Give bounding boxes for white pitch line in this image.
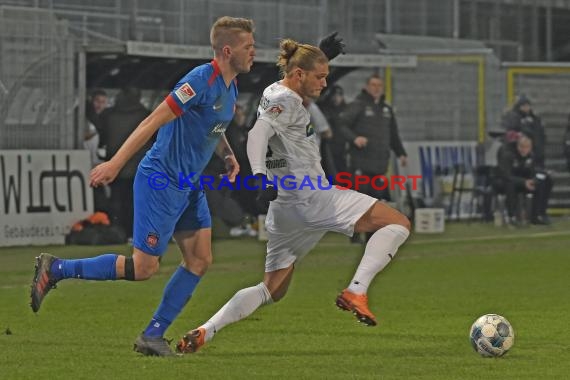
[316,229,570,248]
[407,230,570,245]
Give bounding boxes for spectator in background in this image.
[202,153,249,236]
[338,74,407,243]
[203,108,254,238]
[501,95,546,169]
[495,134,552,225]
[306,100,334,177]
[225,104,257,219]
[84,90,108,168]
[84,89,109,213]
[338,74,407,202]
[86,89,108,134]
[226,104,249,171]
[318,84,348,176]
[564,113,570,172]
[99,87,151,238]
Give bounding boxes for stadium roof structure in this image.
[84,41,418,91]
[374,33,493,55]
[475,0,570,9]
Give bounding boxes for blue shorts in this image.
[132,171,211,255]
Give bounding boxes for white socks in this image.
[347,224,410,295]
[201,282,273,342]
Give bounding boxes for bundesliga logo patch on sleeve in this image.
[266,105,284,120]
[175,83,196,104]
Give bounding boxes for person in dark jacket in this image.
[84,89,110,213]
[338,74,407,201]
[99,87,151,237]
[318,84,348,176]
[564,113,570,173]
[224,104,258,219]
[495,135,552,225]
[501,95,546,169]
[86,89,108,134]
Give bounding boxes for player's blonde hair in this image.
[277,39,328,78]
[210,16,254,53]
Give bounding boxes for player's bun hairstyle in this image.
[277,38,328,78]
[210,16,254,52]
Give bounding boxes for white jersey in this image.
[257,81,328,203]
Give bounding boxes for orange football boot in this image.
[335,289,377,326]
[176,328,206,354]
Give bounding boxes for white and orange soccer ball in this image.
[469,314,515,357]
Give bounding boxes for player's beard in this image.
[230,55,252,74]
[301,83,322,100]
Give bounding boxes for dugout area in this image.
[80,42,389,136]
[78,41,408,155]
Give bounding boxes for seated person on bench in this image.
[494,134,553,225]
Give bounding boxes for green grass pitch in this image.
[1,220,569,379]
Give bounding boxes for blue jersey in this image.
[139,60,237,189]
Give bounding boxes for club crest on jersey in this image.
[146,232,159,248]
[175,83,196,104]
[266,105,283,120]
[306,123,315,137]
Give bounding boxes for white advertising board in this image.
[0,150,93,246]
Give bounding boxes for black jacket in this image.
[338,91,406,174]
[99,95,151,179]
[496,143,535,187]
[563,115,570,171]
[318,99,346,152]
[501,104,546,168]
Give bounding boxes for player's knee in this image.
[201,254,213,271]
[369,208,411,232]
[134,260,159,280]
[395,213,411,232]
[182,253,212,276]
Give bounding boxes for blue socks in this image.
[49,256,200,338]
[51,254,118,281]
[143,266,201,337]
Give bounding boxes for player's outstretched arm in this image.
[247,119,275,176]
[90,100,176,187]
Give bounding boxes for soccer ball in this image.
[469,314,514,357]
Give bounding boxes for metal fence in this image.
[0,1,567,153]
[0,6,75,149]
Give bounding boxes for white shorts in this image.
[264,187,377,272]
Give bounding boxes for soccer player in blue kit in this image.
[30,16,256,357]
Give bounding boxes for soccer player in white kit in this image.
[176,38,411,354]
